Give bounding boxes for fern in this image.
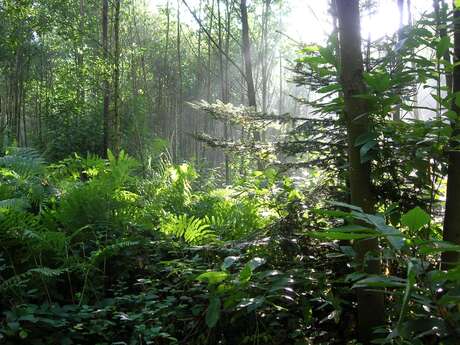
[0,147,45,178]
[161,214,216,245]
[0,267,66,293]
[89,240,140,264]
[0,197,30,211]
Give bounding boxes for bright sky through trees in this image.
[147,0,433,44]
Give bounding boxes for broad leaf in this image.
[353,276,406,289]
[221,256,239,270]
[197,271,228,285]
[436,36,450,59]
[239,265,252,282]
[401,207,430,232]
[247,257,266,271]
[307,231,377,240]
[206,296,221,328]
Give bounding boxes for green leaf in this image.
[221,256,239,270]
[239,265,252,282]
[307,231,377,240]
[196,271,228,285]
[401,207,430,232]
[328,225,377,233]
[300,45,320,53]
[352,212,405,250]
[355,132,377,147]
[206,296,221,328]
[436,36,450,59]
[419,241,460,254]
[397,261,416,328]
[247,257,266,271]
[352,276,406,289]
[364,72,391,92]
[316,83,340,94]
[329,201,363,212]
[319,47,336,65]
[456,0,460,8]
[359,139,377,163]
[454,92,460,108]
[445,110,458,121]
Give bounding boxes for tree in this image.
[113,0,121,155]
[102,0,110,155]
[240,0,256,111]
[336,0,385,342]
[442,1,460,269]
[240,0,262,156]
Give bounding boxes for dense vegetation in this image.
[1,0,460,344]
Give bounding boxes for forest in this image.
[0,0,459,344]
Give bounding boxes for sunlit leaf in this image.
[197,271,228,285]
[436,36,450,59]
[247,257,265,271]
[221,256,239,270]
[352,276,406,289]
[400,207,430,232]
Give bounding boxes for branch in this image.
[182,0,246,78]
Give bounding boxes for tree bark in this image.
[240,0,256,109]
[113,0,121,155]
[102,0,110,156]
[175,0,182,162]
[442,1,460,269]
[240,0,262,157]
[336,0,385,342]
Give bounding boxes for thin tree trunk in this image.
[102,0,110,155]
[261,0,270,115]
[393,0,404,120]
[436,0,453,93]
[240,0,261,152]
[21,80,27,147]
[240,0,256,109]
[78,0,85,102]
[224,0,231,182]
[218,0,230,183]
[113,0,121,155]
[278,1,283,115]
[175,0,182,162]
[336,0,385,342]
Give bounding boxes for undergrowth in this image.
[0,148,459,345]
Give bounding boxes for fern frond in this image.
[0,267,66,292]
[0,147,45,177]
[162,214,216,245]
[90,241,140,264]
[0,198,30,211]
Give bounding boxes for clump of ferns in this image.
[0,147,54,214]
[160,214,217,245]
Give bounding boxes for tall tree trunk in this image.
[175,0,182,162]
[240,0,261,155]
[435,0,453,93]
[261,0,270,115]
[202,0,215,161]
[240,0,256,110]
[78,0,85,103]
[102,0,110,155]
[336,0,385,342]
[218,0,230,183]
[113,0,121,155]
[442,1,460,269]
[393,0,404,120]
[278,1,283,115]
[158,0,170,139]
